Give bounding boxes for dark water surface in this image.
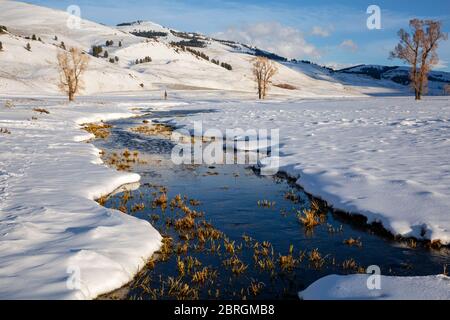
[94,109,449,300]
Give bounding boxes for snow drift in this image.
[0,98,161,299]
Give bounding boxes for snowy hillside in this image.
[0,1,358,97]
[0,97,162,299]
[299,274,450,300]
[1,1,448,98]
[171,97,450,244]
[114,20,357,96]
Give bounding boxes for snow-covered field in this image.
[170,96,450,245]
[0,97,161,299]
[299,274,450,300]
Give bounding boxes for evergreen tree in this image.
[32,34,37,41]
[115,56,119,62]
[221,62,232,71]
[60,41,66,50]
[26,43,31,51]
[119,41,122,47]
[54,35,58,41]
[103,50,109,58]
[0,41,3,51]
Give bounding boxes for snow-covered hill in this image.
[0,0,155,95]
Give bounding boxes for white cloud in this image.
[214,22,321,60]
[433,59,448,70]
[311,26,331,37]
[323,61,358,70]
[340,39,358,52]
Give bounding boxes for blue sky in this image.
[27,0,450,70]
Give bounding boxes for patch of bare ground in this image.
[82,122,112,139]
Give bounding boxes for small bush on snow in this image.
[444,84,450,95]
[3,100,14,108]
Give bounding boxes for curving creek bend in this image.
[92,107,449,300]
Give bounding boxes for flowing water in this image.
[93,108,449,300]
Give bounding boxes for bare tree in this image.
[444,84,450,95]
[390,19,447,100]
[57,47,89,101]
[252,57,278,99]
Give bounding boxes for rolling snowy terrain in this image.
[299,274,450,300]
[169,97,450,245]
[0,1,360,98]
[1,1,448,97]
[0,0,449,300]
[333,64,450,96]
